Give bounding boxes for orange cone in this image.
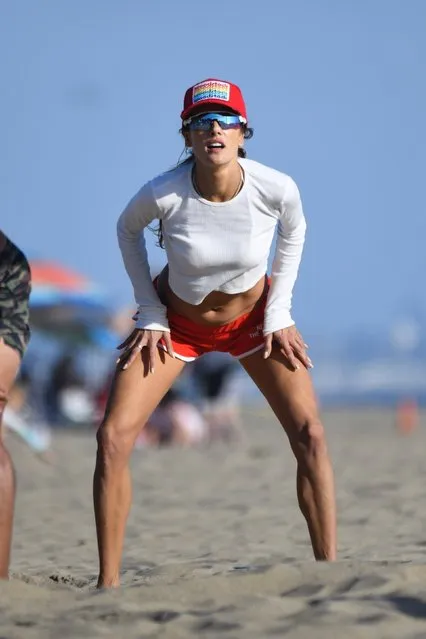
[396,399,419,435]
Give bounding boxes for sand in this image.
[2,407,426,638]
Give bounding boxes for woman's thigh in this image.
[239,346,319,436]
[101,348,187,441]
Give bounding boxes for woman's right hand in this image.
[116,328,175,373]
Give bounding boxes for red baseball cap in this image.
[181,78,247,123]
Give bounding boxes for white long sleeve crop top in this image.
[117,157,307,336]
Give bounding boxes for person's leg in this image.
[94,348,186,588]
[0,340,21,578]
[239,347,336,560]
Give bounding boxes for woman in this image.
[94,78,337,588]
[0,230,31,578]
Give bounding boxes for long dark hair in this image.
[153,124,254,248]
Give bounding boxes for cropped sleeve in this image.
[263,177,307,335]
[116,182,170,331]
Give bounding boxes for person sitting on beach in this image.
[136,387,208,448]
[93,78,337,588]
[0,230,32,579]
[191,351,243,443]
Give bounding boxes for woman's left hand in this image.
[263,325,313,370]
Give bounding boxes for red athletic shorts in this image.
[155,277,269,362]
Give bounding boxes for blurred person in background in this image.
[136,386,207,448]
[0,230,32,578]
[43,350,91,426]
[93,78,336,588]
[191,352,243,443]
[3,368,52,459]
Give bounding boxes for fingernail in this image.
[295,364,300,370]
[123,364,128,370]
[304,343,309,348]
[116,358,120,364]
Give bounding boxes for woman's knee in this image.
[288,414,328,464]
[96,417,140,467]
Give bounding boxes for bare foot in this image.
[96,579,120,589]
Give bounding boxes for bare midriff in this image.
[157,265,267,327]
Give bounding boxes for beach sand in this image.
[2,407,426,638]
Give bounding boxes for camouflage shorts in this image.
[0,235,31,359]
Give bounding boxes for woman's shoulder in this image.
[240,158,298,202]
[240,157,295,185]
[149,160,192,198]
[130,161,191,211]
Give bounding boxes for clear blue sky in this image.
[1,0,425,337]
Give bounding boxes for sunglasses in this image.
[183,112,246,131]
